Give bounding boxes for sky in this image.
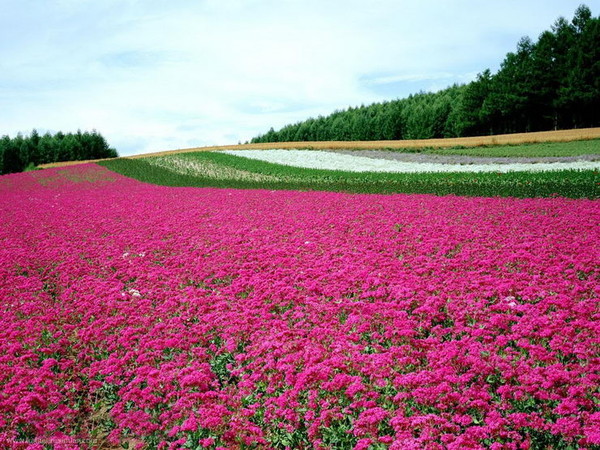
[1,0,598,156]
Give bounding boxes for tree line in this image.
[252,5,599,144]
[0,130,118,175]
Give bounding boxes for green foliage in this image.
[99,150,600,199]
[267,423,311,448]
[209,352,236,387]
[251,5,600,143]
[1,135,22,174]
[0,129,117,175]
[23,162,39,172]
[320,417,357,449]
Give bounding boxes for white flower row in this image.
[221,149,600,173]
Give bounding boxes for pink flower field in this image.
[1,164,599,449]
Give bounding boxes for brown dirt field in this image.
[38,127,600,168]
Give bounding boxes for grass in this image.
[98,151,600,199]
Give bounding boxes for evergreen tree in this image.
[29,129,41,164]
[2,136,22,174]
[38,133,56,163]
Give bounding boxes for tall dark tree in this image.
[2,136,22,174]
[562,5,600,127]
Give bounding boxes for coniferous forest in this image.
[0,130,118,175]
[251,5,600,144]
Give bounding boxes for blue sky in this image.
[1,0,598,156]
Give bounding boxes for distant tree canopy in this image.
[251,5,600,144]
[0,130,118,175]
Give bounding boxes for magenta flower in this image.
[0,164,598,448]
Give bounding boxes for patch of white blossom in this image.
[222,150,600,173]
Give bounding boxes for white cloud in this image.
[0,0,597,155]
